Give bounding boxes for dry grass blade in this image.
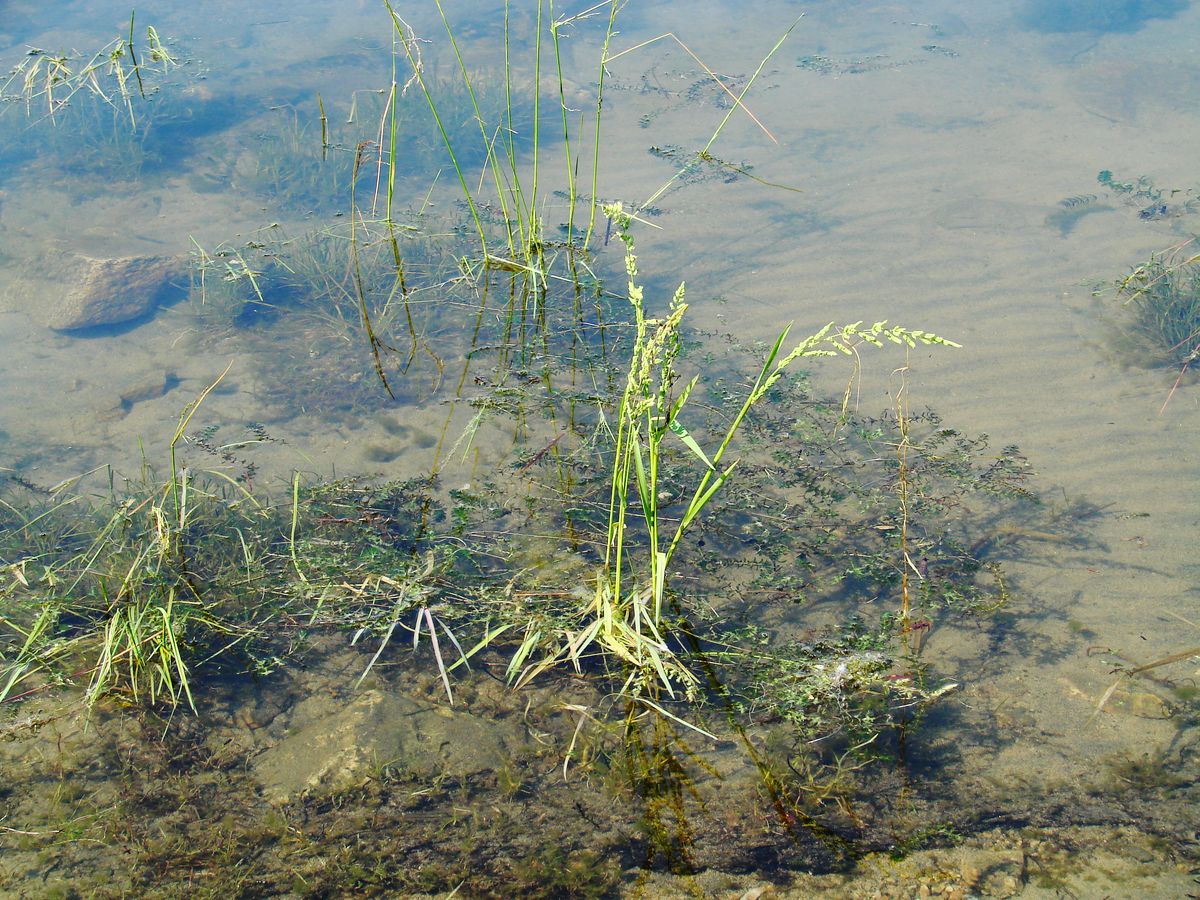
[1124,646,1200,676]
[606,27,794,144]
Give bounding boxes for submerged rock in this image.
[44,252,185,330]
[252,689,528,803]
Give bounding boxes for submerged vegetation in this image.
[4,2,1172,894]
[0,12,177,125]
[3,0,1005,770]
[1086,168,1200,407]
[0,15,189,178]
[1113,242,1200,371]
[0,369,273,709]
[496,204,962,706]
[0,289,1057,887]
[0,230,1026,732]
[1098,196,1200,407]
[380,0,620,276]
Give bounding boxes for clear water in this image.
[2,0,1199,896]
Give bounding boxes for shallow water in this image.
[2,1,1199,896]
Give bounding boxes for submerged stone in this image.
[252,688,528,803]
[44,252,185,330]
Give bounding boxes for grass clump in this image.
[382,0,620,279]
[0,324,1041,748]
[181,217,478,413]
[497,204,961,704]
[1115,245,1200,369]
[0,375,278,709]
[227,79,520,220]
[0,13,177,126]
[0,15,189,178]
[378,1,794,299]
[231,107,359,216]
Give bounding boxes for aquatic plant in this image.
[499,204,959,701]
[0,371,277,709]
[380,0,621,281]
[182,217,472,413]
[1097,168,1165,203]
[1107,241,1200,411]
[0,315,1034,738]
[0,12,176,126]
[0,194,1023,735]
[186,235,274,330]
[232,106,359,216]
[0,14,183,177]
[1115,244,1200,367]
[1095,169,1199,222]
[229,80,515,220]
[1092,642,1199,722]
[379,2,795,287]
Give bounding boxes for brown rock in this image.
[46,253,184,330]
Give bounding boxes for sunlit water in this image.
[1,0,1199,896]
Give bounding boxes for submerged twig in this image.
[1090,645,1200,722]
